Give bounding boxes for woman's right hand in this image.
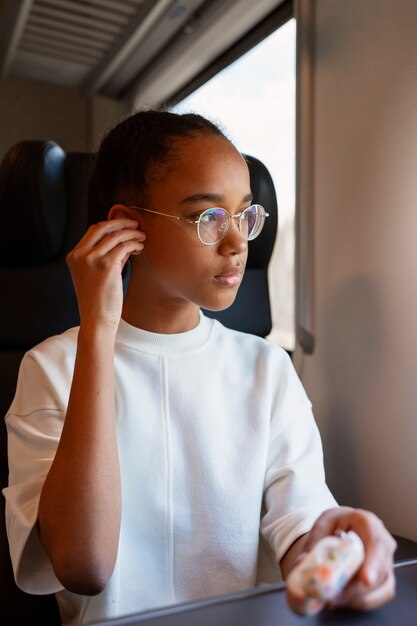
[66,218,146,332]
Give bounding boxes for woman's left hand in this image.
[289,506,397,612]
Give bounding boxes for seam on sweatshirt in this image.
[5,407,65,420]
[162,355,175,604]
[268,401,313,445]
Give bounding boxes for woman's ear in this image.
[108,203,138,222]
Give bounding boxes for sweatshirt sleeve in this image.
[3,350,67,594]
[260,350,338,569]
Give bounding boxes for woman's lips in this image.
[214,271,242,286]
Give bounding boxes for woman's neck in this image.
[122,294,200,334]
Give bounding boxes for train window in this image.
[172,18,296,350]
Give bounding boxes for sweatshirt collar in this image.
[116,310,214,354]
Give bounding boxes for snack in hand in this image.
[286,530,365,616]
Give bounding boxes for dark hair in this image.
[87,109,229,226]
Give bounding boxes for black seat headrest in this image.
[244,154,278,270]
[0,140,68,267]
[0,141,91,349]
[202,154,278,336]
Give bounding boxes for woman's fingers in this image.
[356,515,397,587]
[303,507,352,549]
[76,229,145,266]
[68,220,144,261]
[73,218,141,249]
[294,506,397,614]
[67,220,146,279]
[66,219,147,329]
[330,569,396,611]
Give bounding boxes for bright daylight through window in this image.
[172,18,296,350]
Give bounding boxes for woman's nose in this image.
[218,219,248,255]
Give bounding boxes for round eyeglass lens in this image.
[244,204,266,240]
[198,208,229,244]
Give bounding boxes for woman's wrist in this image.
[77,319,120,346]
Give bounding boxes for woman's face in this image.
[126,133,252,329]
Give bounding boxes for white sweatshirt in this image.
[3,312,337,625]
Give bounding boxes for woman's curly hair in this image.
[87,109,228,226]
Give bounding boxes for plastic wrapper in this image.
[286,530,365,616]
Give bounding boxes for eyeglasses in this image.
[128,204,269,245]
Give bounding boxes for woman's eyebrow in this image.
[181,192,253,204]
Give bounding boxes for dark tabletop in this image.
[86,560,417,626]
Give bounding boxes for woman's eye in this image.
[188,209,208,219]
[200,212,217,223]
[196,209,218,223]
[240,206,253,220]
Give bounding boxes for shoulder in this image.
[26,326,79,359]
[209,318,310,409]
[209,317,292,366]
[18,326,79,386]
[8,327,79,416]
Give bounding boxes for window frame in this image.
[165,0,294,109]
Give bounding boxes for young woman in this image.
[4,110,396,625]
